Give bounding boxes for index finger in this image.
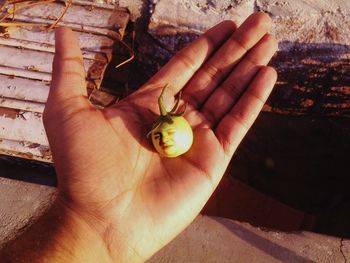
[146,20,237,92]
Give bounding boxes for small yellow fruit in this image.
[148,84,193,158]
[151,116,193,158]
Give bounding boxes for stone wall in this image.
[116,0,350,117]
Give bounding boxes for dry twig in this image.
[0,0,134,71]
[0,0,71,31]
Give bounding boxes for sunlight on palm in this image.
[43,12,278,262]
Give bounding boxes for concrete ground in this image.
[1,173,349,262]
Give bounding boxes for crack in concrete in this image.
[135,0,154,32]
[254,0,260,12]
[340,238,347,263]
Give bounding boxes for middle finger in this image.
[201,33,278,126]
[182,12,272,109]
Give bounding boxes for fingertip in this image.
[246,66,278,99]
[54,26,72,44]
[54,26,69,34]
[204,19,237,41]
[262,66,278,81]
[255,66,278,92]
[218,20,237,31]
[54,27,81,58]
[247,12,272,31]
[232,12,273,50]
[246,33,278,63]
[264,34,279,51]
[256,12,272,29]
[50,26,87,102]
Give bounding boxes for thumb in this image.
[43,27,90,131]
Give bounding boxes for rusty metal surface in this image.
[0,1,129,163]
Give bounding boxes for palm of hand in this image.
[47,90,226,260]
[44,13,277,262]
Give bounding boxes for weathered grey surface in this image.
[0,177,56,247]
[142,0,350,117]
[148,0,350,57]
[98,1,350,116]
[0,1,130,162]
[0,177,348,262]
[259,0,350,44]
[118,0,143,21]
[148,0,255,34]
[150,215,348,263]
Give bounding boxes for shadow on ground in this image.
[0,156,56,186]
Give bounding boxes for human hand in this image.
[43,12,278,262]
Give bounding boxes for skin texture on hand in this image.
[0,12,278,263]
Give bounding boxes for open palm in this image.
[43,12,278,262]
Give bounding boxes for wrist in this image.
[52,198,114,263]
[0,198,114,263]
[56,197,145,263]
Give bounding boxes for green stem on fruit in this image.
[148,84,186,138]
[158,84,169,116]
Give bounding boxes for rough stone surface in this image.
[0,177,57,247]
[148,0,350,48]
[117,0,144,21]
[149,215,347,263]
[149,0,255,35]
[258,0,350,45]
[148,0,350,52]
[145,0,350,117]
[258,0,350,117]
[0,177,348,262]
[342,239,350,262]
[87,1,350,117]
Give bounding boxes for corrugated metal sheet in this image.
[0,1,130,163]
